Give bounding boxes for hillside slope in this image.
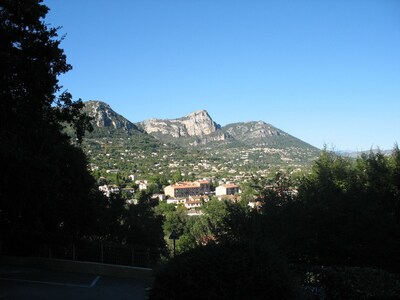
[79,101,320,179]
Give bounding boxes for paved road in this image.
[0,266,152,299]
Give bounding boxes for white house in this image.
[215,183,240,196]
[135,180,149,191]
[152,194,166,201]
[166,198,186,205]
[189,195,210,202]
[98,184,120,197]
[184,200,202,209]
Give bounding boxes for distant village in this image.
[98,176,262,214]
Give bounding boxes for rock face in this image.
[139,110,220,138]
[83,100,139,132]
[224,121,285,141]
[222,121,315,148]
[190,131,232,146]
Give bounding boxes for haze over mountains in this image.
[83,100,318,151]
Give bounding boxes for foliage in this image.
[0,0,95,240]
[125,200,165,249]
[149,240,299,300]
[91,192,166,258]
[157,198,252,255]
[294,264,400,299]
[150,147,400,297]
[158,204,196,254]
[254,147,400,272]
[201,199,231,238]
[319,266,400,299]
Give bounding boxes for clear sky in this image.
[44,0,399,151]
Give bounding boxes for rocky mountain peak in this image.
[81,100,317,151]
[83,100,139,132]
[186,109,210,118]
[139,109,220,138]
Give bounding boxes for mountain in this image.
[136,108,316,150]
[82,101,320,182]
[83,100,142,135]
[222,121,315,149]
[138,110,220,138]
[79,101,320,179]
[83,100,318,151]
[336,149,392,158]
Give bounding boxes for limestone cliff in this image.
[139,110,220,138]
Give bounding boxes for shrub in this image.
[320,266,400,299]
[149,240,299,300]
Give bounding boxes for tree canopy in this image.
[257,147,400,272]
[0,0,94,241]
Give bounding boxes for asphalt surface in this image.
[0,266,152,299]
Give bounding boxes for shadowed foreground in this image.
[0,265,151,300]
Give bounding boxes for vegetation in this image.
[319,266,400,299]
[0,0,166,257]
[80,102,319,183]
[151,147,400,298]
[0,0,94,241]
[279,147,400,272]
[150,240,299,300]
[2,1,399,297]
[81,132,316,186]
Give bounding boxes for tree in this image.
[0,0,95,242]
[125,199,166,250]
[202,199,231,239]
[150,240,299,300]
[172,170,183,183]
[289,148,400,271]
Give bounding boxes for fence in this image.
[1,239,161,268]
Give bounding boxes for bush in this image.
[320,266,400,299]
[149,240,299,300]
[297,265,400,299]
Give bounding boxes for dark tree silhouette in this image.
[0,0,95,243]
[257,148,400,272]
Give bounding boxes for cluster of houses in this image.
[163,180,241,214]
[98,177,242,213]
[98,184,120,197]
[98,177,149,197]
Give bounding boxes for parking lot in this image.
[0,265,152,299]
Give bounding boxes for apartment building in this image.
[164,180,210,198]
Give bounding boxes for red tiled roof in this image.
[223,184,239,188]
[171,180,209,189]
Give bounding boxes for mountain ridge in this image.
[82,100,318,151]
[80,100,320,177]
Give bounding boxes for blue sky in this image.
[44,0,399,151]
